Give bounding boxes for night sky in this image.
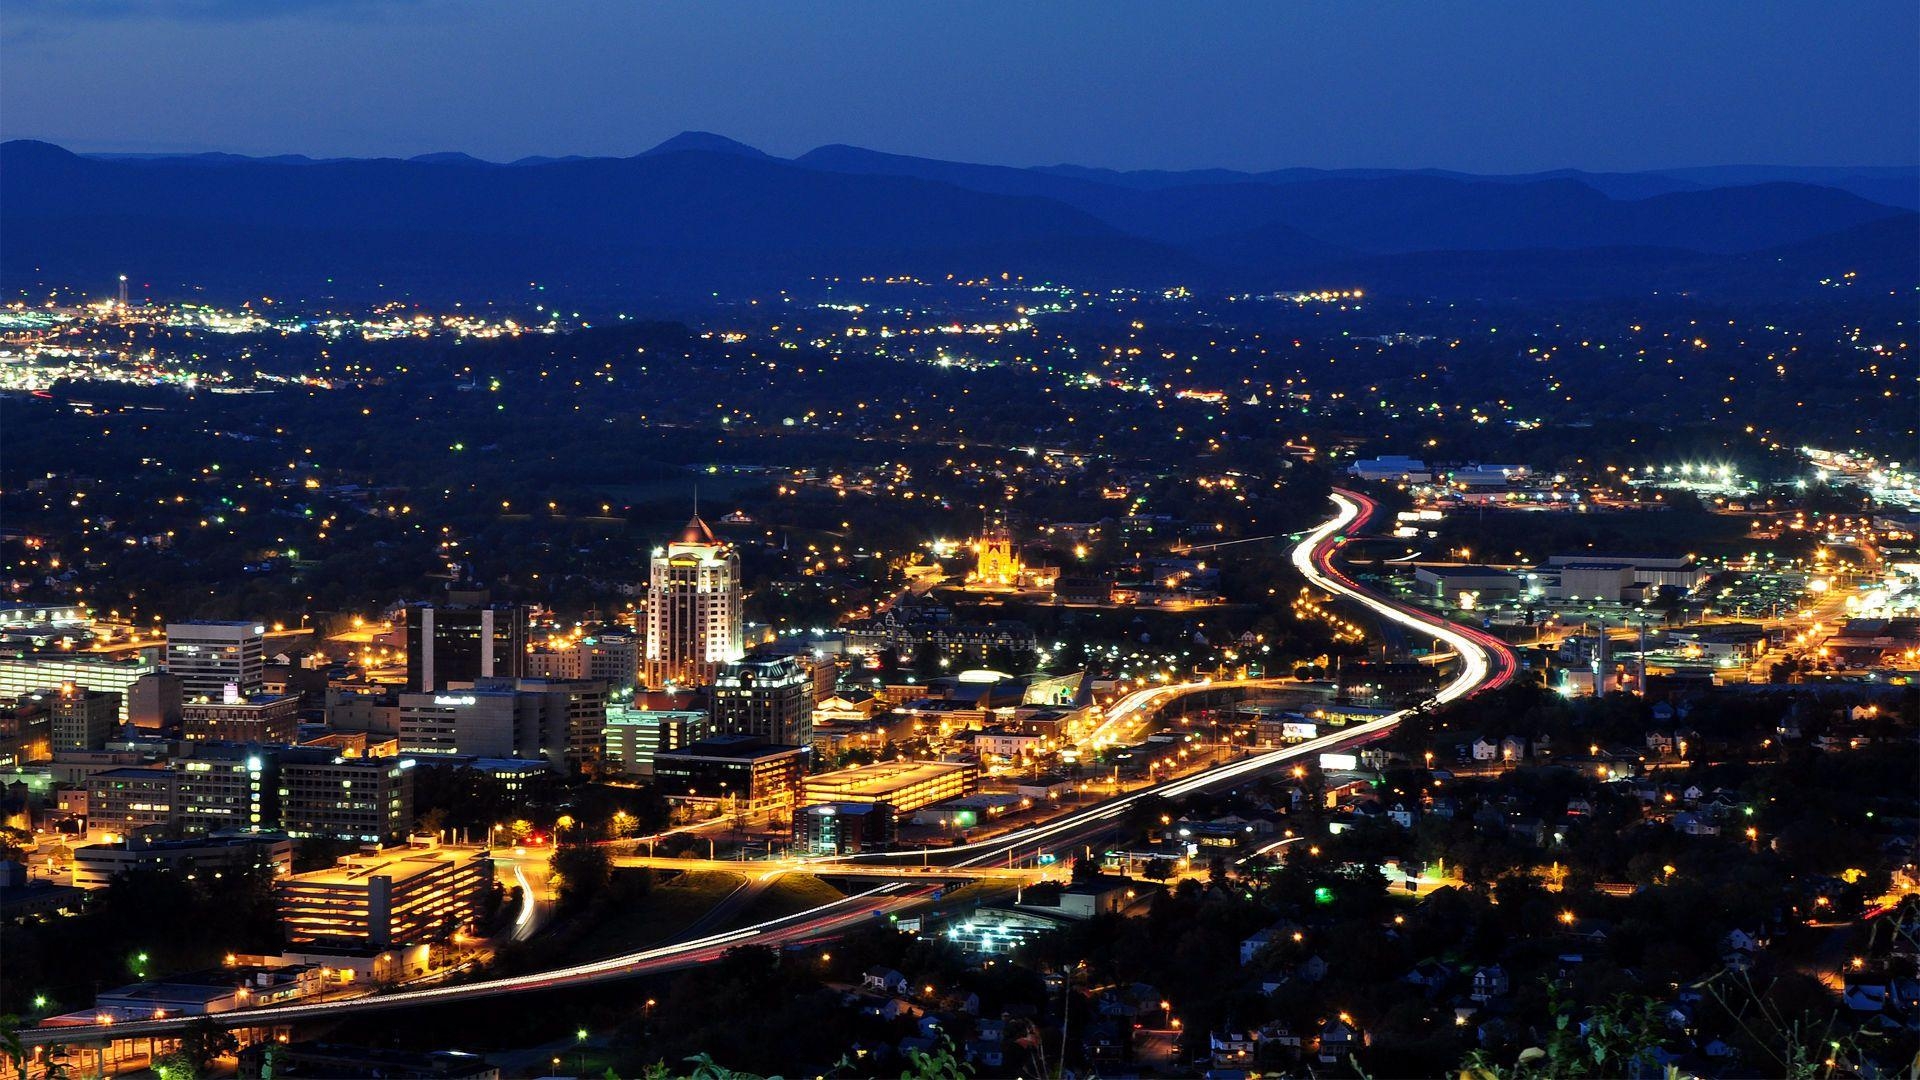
[3,0,1915,171]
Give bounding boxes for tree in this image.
[176,1017,238,1074]
[549,844,613,911]
[1142,858,1176,882]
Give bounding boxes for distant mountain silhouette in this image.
[640,131,772,159]
[2,137,1912,303]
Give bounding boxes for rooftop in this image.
[806,759,972,798]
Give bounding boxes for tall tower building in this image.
[643,515,744,689]
[166,621,265,702]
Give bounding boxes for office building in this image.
[404,587,528,693]
[0,651,154,722]
[87,744,276,836]
[278,754,415,845]
[527,632,641,694]
[71,833,293,889]
[87,766,179,834]
[602,707,707,776]
[652,735,805,811]
[710,654,813,747]
[398,677,605,771]
[276,843,491,949]
[182,693,301,746]
[174,746,273,834]
[51,686,121,753]
[0,696,51,766]
[802,759,978,816]
[796,802,893,856]
[643,516,744,689]
[166,621,266,701]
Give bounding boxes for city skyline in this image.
[1,4,1915,1077]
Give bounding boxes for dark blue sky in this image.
[3,0,1915,171]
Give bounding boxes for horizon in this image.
[3,1,1916,173]
[9,131,1917,179]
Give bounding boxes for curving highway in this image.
[21,488,1515,1047]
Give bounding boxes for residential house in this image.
[1471,964,1510,1003]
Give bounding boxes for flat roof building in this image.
[603,707,707,777]
[653,735,806,810]
[182,693,301,746]
[802,759,978,816]
[166,621,265,701]
[276,843,491,950]
[72,833,293,890]
[51,686,121,753]
[0,652,154,722]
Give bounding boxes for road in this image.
[20,488,1515,1048]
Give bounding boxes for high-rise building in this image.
[710,654,813,747]
[403,588,528,693]
[51,686,121,753]
[643,516,744,689]
[165,621,265,701]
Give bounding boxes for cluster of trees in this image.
[0,867,280,1016]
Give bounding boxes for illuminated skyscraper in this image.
[643,515,744,689]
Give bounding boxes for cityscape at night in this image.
[1,3,1917,1078]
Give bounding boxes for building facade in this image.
[397,677,604,771]
[51,687,121,753]
[710,654,813,747]
[182,694,301,746]
[278,754,414,845]
[602,707,708,776]
[652,736,806,811]
[276,844,491,949]
[165,621,266,701]
[404,600,528,693]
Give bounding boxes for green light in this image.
[576,1028,588,1042]
[33,994,47,1009]
[1313,887,1335,905]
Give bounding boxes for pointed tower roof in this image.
[676,514,718,545]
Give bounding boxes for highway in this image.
[21,488,1515,1048]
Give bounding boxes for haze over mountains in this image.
[3,133,1914,304]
